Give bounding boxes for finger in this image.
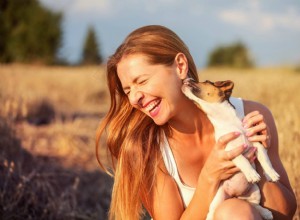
[227,166,240,175]
[217,132,241,149]
[243,113,264,129]
[248,134,271,148]
[224,144,247,160]
[259,124,270,147]
[242,110,260,123]
[245,123,267,137]
[221,166,241,180]
[261,133,270,148]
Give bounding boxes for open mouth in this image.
[144,99,161,117]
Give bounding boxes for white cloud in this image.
[40,0,114,16]
[69,0,113,16]
[219,3,300,31]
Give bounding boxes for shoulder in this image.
[145,163,184,219]
[242,99,272,118]
[242,99,278,153]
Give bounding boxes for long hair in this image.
[96,25,198,220]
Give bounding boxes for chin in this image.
[153,121,166,126]
[152,117,169,126]
[150,117,163,125]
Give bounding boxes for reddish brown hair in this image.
[96,25,198,220]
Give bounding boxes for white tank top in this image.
[160,97,245,207]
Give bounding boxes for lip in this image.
[143,99,161,117]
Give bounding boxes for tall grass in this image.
[0,64,299,219]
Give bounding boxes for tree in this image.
[81,26,103,65]
[207,42,254,68]
[0,0,62,64]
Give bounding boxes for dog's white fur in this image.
[182,82,279,220]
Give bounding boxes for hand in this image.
[200,132,247,184]
[242,110,270,148]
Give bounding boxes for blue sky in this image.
[40,0,300,67]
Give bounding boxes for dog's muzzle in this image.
[183,78,200,94]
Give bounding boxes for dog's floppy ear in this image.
[214,80,233,92]
[214,80,235,108]
[214,80,234,99]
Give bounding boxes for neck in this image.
[166,99,214,144]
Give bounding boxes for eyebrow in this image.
[122,74,147,91]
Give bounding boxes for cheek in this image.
[145,71,183,97]
[162,80,183,99]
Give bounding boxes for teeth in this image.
[145,100,160,112]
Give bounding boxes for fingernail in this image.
[248,137,254,142]
[243,144,248,149]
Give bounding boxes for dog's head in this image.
[182,78,234,104]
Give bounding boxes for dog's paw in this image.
[244,170,261,183]
[264,169,280,182]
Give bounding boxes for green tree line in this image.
[81,26,103,65]
[0,0,103,65]
[207,42,254,68]
[1,0,252,67]
[0,0,62,64]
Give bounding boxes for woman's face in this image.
[117,53,189,125]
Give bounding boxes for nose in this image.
[128,89,144,107]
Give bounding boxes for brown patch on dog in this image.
[191,80,234,104]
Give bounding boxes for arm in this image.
[145,133,246,220]
[244,99,297,219]
[146,163,229,220]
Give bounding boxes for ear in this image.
[174,53,189,80]
[214,80,234,98]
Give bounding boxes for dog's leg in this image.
[232,154,261,183]
[238,184,273,220]
[206,184,228,220]
[252,142,280,182]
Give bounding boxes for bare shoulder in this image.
[242,99,273,119]
[242,101,297,218]
[146,163,184,220]
[243,99,277,142]
[243,99,294,190]
[243,99,278,152]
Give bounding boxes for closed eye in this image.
[123,89,130,96]
[138,79,147,85]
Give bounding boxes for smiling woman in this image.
[117,54,188,125]
[96,25,296,220]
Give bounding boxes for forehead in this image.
[117,54,151,82]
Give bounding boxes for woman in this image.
[96,25,296,220]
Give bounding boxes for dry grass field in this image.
[0,64,299,219]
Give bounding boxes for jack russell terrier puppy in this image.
[181,78,280,220]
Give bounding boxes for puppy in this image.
[181,79,280,220]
